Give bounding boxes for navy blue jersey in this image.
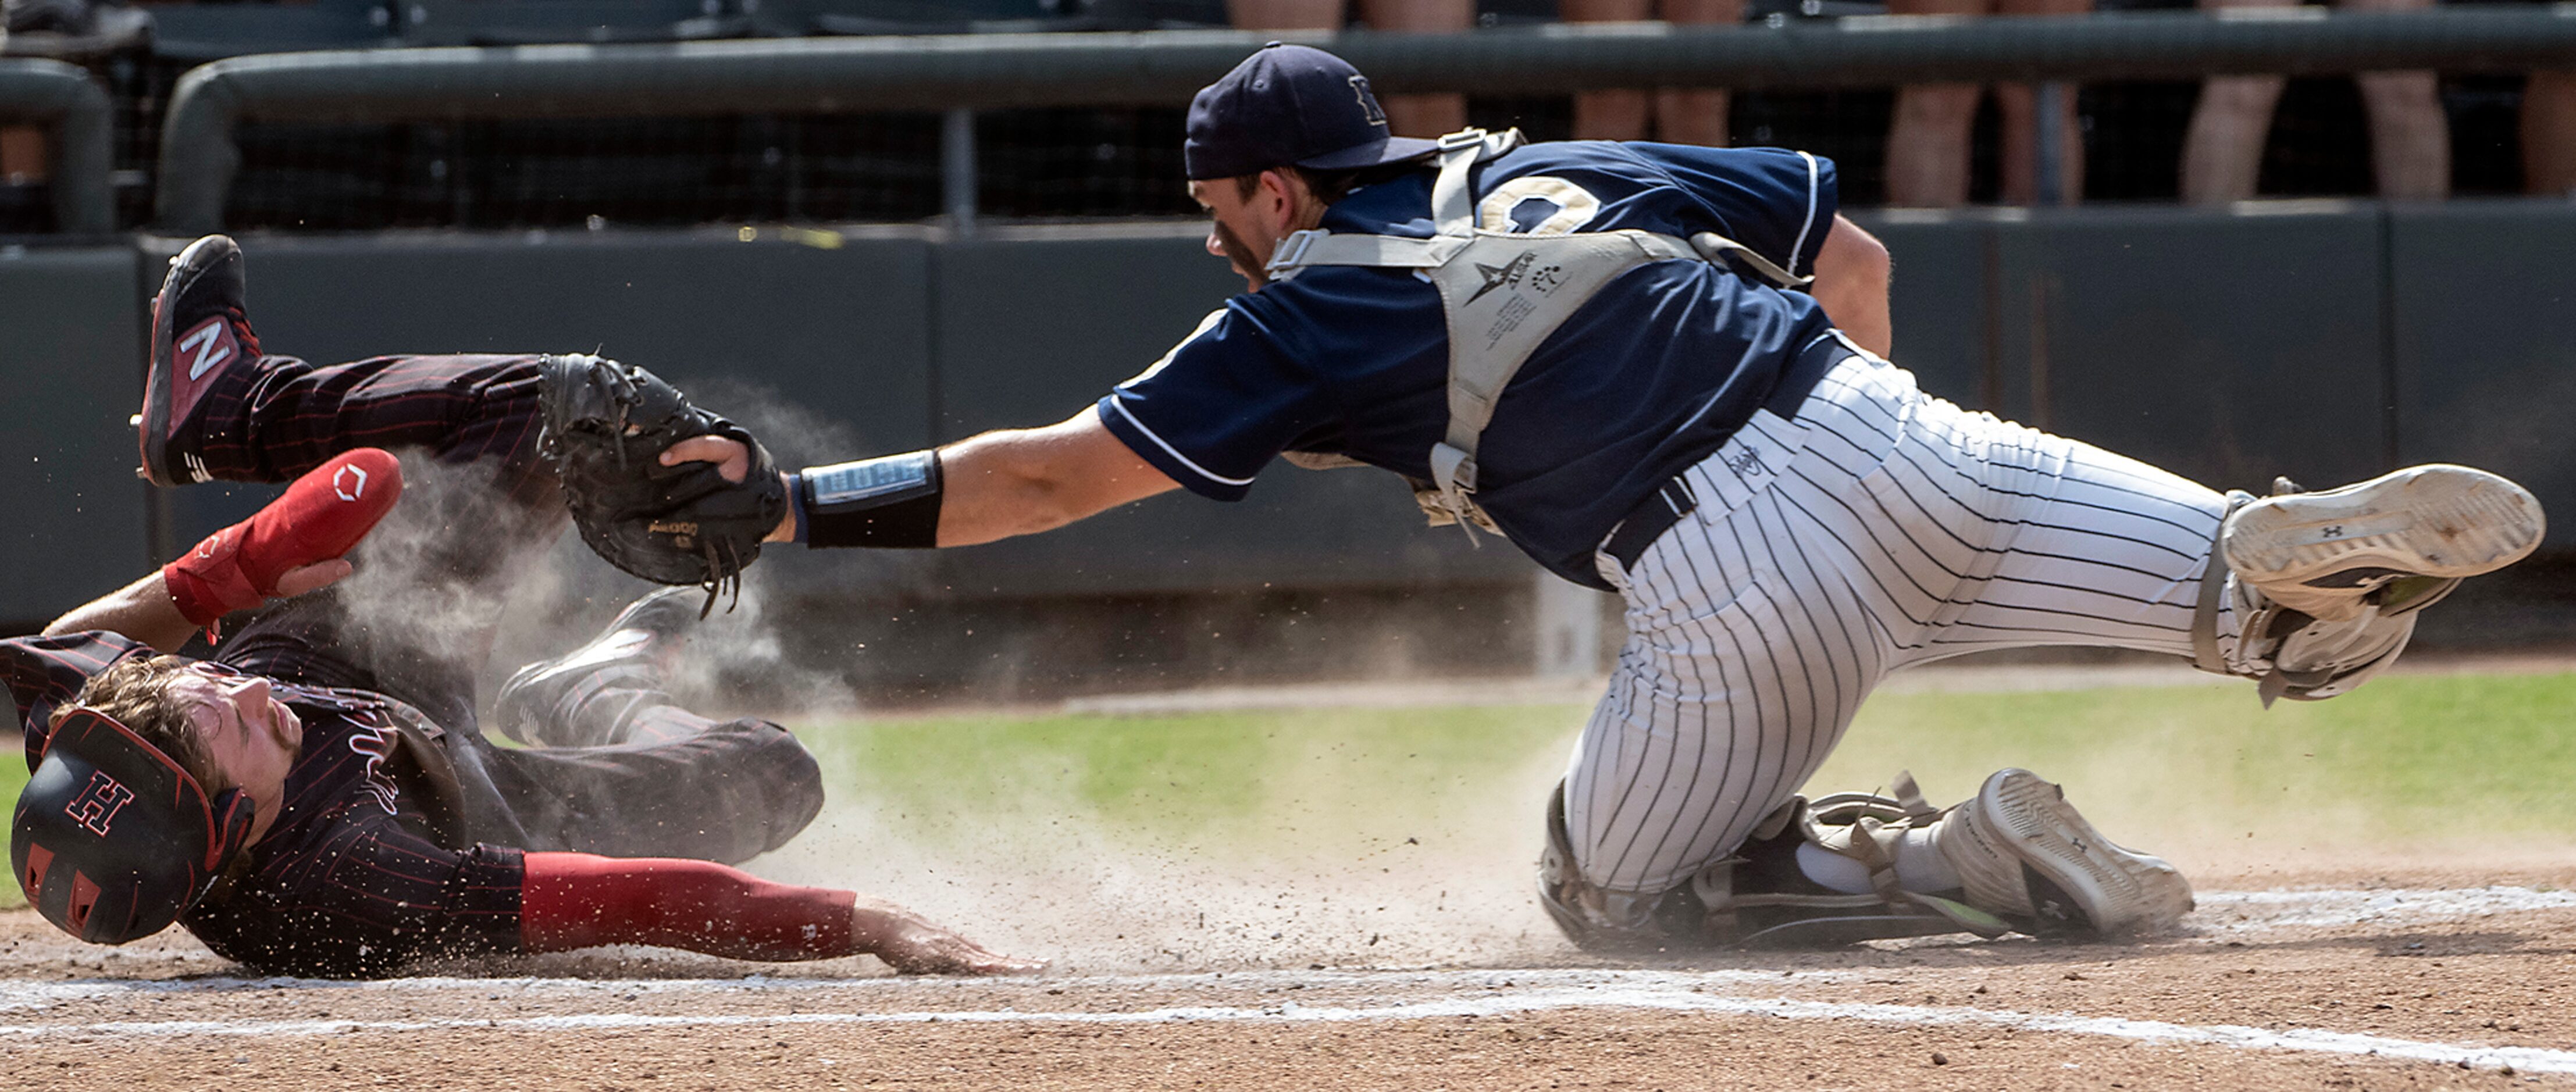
[2,631,520,977]
[1098,140,1842,587]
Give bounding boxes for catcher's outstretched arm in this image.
[680,407,1180,549]
[931,406,1180,547]
[1809,215,1891,359]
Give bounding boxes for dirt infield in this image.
[9,663,2573,1089]
[7,865,2576,1091]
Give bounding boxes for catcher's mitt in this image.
[536,354,786,613]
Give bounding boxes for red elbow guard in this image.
[163,448,403,628]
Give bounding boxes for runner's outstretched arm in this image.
[519,852,1042,975]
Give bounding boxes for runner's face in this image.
[169,665,303,801]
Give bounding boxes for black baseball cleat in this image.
[491,587,703,747]
[138,234,264,487]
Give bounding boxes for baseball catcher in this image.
[9,234,1034,977]
[663,45,2548,951]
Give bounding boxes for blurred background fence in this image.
[3,5,2574,697]
[0,6,2572,232]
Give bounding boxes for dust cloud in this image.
[305,379,1595,977]
[756,727,1584,973]
[326,452,560,676]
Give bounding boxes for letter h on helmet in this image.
[12,709,255,944]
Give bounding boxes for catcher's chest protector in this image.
[1264,128,1809,532]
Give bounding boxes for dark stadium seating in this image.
[0,3,2556,234]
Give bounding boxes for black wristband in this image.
[799,450,944,549]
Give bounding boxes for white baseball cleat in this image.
[1932,769,2194,936]
[2220,464,2545,623]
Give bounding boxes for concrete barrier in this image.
[0,248,147,621]
[4,201,2568,627]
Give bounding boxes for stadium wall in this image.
[5,201,2570,630]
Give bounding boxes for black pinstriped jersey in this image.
[3,630,522,977]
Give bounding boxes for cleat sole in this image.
[2221,464,2545,590]
[1973,769,2194,935]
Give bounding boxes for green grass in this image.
[1812,671,2576,851]
[8,669,2571,911]
[804,704,1582,839]
[781,670,2576,878]
[0,756,18,910]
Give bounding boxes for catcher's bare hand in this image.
[661,437,800,543]
[537,355,785,590]
[851,897,1045,976]
[660,435,751,483]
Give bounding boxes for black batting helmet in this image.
[10,708,254,944]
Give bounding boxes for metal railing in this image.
[0,59,115,234]
[154,6,2576,233]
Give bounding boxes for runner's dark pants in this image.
[187,352,821,866]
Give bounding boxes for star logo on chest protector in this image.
[1464,251,1535,306]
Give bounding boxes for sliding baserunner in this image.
[9,234,1035,978]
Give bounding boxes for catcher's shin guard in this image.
[1540,784,2010,952]
[1538,783,1765,951]
[1539,771,2190,951]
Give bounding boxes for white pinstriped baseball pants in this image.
[1564,345,2249,897]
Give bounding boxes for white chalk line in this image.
[0,968,1834,1013]
[2194,887,2576,931]
[0,886,2570,1075]
[0,979,2568,1076]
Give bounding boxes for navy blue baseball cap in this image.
[1184,43,1441,181]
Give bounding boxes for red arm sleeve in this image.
[519,852,856,961]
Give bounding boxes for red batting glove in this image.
[162,448,404,631]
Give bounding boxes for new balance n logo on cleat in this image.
[178,317,237,381]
